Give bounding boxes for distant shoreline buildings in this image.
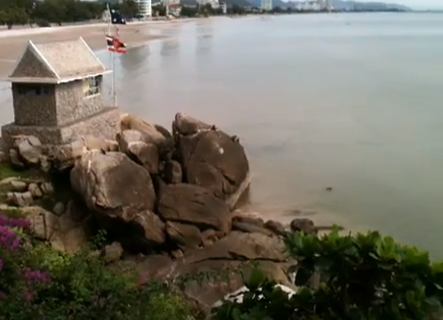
[295,0,333,12]
[197,0,220,9]
[135,0,152,17]
[261,0,272,11]
[106,0,339,18]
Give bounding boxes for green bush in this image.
[34,19,51,27]
[212,229,443,320]
[0,212,196,320]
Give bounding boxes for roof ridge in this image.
[5,38,109,84]
[78,36,107,71]
[28,40,61,79]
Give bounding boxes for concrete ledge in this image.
[1,107,120,149]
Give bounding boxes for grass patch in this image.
[0,162,43,181]
[0,162,45,205]
[0,206,26,218]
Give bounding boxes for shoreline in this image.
[0,19,204,78]
[0,19,201,38]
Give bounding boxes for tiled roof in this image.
[8,37,110,84]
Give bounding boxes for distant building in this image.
[220,1,227,13]
[135,0,152,17]
[168,3,182,16]
[261,0,272,11]
[1,38,119,147]
[197,0,219,8]
[295,1,322,11]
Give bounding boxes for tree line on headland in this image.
[0,0,409,30]
[0,0,245,29]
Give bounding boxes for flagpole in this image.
[107,3,117,107]
[107,3,111,35]
[112,38,117,108]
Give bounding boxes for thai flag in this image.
[106,34,127,54]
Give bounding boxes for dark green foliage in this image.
[34,19,51,27]
[0,219,196,320]
[118,0,140,19]
[179,5,223,18]
[0,0,139,29]
[212,229,443,320]
[180,6,199,17]
[228,5,247,15]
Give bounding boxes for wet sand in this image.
[0,21,182,77]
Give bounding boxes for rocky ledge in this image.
[0,112,328,313]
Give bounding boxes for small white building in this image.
[197,0,219,8]
[135,0,152,17]
[220,1,227,13]
[261,0,272,11]
[295,1,321,11]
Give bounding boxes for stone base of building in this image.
[1,107,121,150]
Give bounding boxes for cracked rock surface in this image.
[173,113,250,209]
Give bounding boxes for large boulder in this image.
[47,136,118,171]
[181,260,294,314]
[164,160,183,184]
[157,183,231,233]
[22,203,92,253]
[116,130,159,174]
[13,135,42,165]
[172,113,250,209]
[290,218,316,234]
[121,231,294,315]
[183,231,289,264]
[120,114,173,157]
[70,151,156,221]
[166,221,202,250]
[119,210,167,252]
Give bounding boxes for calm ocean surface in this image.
[2,13,443,257]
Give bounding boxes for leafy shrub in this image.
[0,213,196,320]
[212,229,443,320]
[34,19,51,27]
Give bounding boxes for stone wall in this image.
[59,107,120,143]
[12,83,58,126]
[54,77,104,126]
[1,107,120,148]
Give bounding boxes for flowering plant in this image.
[0,211,196,320]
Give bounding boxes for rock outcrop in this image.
[1,112,322,316]
[158,183,232,233]
[70,151,156,220]
[116,130,159,174]
[120,113,174,158]
[173,113,250,209]
[117,231,295,314]
[20,199,92,253]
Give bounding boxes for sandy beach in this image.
[0,20,187,78]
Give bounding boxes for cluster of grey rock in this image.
[0,112,326,313]
[0,177,54,207]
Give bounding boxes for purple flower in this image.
[23,289,34,301]
[0,215,7,226]
[8,218,30,230]
[24,268,50,284]
[0,225,20,251]
[0,215,30,230]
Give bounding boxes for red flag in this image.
[106,34,127,54]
